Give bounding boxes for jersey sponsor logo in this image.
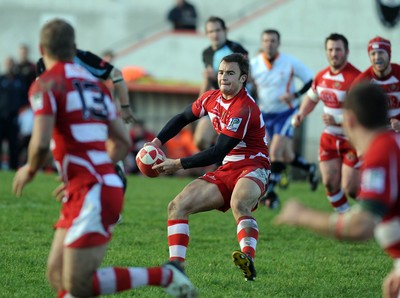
[319,90,339,108]
[227,117,242,132]
[31,92,44,111]
[360,167,385,194]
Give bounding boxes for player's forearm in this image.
[106,139,130,163]
[294,207,333,236]
[114,80,130,106]
[27,141,49,173]
[298,96,318,118]
[328,210,376,241]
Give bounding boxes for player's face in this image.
[218,61,245,98]
[369,49,390,74]
[261,33,280,59]
[325,40,348,71]
[206,21,227,49]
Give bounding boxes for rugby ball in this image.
[135,145,166,177]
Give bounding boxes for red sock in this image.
[168,219,189,262]
[92,266,171,295]
[237,216,258,259]
[327,189,349,213]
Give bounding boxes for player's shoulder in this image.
[278,52,297,62]
[202,46,213,56]
[390,63,400,75]
[202,89,219,98]
[278,52,306,67]
[226,40,248,54]
[354,66,373,81]
[366,131,400,160]
[314,66,331,80]
[341,63,361,80]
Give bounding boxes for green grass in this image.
[0,171,391,297]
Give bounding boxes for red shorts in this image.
[200,158,270,212]
[55,182,124,248]
[319,132,360,168]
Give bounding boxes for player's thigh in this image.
[319,159,342,189]
[47,228,67,291]
[63,244,108,296]
[230,178,261,220]
[341,164,360,197]
[193,117,216,150]
[170,179,224,215]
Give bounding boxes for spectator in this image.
[0,56,25,170]
[167,0,197,31]
[16,44,36,165]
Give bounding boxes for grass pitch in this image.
[0,171,390,297]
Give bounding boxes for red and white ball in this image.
[135,145,166,177]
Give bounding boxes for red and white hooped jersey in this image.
[307,63,360,136]
[192,88,270,166]
[358,131,400,258]
[353,63,400,121]
[28,62,121,189]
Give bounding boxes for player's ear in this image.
[240,74,247,83]
[39,45,44,56]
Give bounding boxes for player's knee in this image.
[46,266,62,291]
[231,199,251,216]
[64,274,92,298]
[344,184,358,199]
[323,180,338,194]
[168,196,190,217]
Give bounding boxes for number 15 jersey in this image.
[29,62,118,187]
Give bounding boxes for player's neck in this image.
[43,56,59,71]
[330,62,347,74]
[373,64,392,79]
[354,129,382,156]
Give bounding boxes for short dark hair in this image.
[40,19,75,61]
[221,53,249,81]
[345,83,388,129]
[205,16,226,31]
[325,33,349,51]
[262,29,280,42]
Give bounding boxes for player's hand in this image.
[152,158,182,175]
[274,199,306,226]
[120,106,136,124]
[52,181,66,202]
[390,119,400,132]
[279,93,295,108]
[322,113,336,126]
[144,138,162,148]
[291,114,303,128]
[383,269,400,298]
[12,165,35,197]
